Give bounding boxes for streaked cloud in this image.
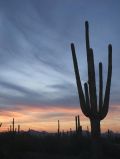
[0,0,119,132]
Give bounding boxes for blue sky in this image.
[0,0,120,131]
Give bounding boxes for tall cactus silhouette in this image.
[71,21,112,158]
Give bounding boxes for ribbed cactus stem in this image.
[100,44,112,119]
[88,48,97,115]
[71,44,90,117]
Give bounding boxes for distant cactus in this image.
[75,115,82,135]
[18,125,20,133]
[12,118,15,133]
[70,128,72,134]
[77,115,82,134]
[86,126,90,137]
[0,123,2,127]
[71,21,112,159]
[75,116,78,132]
[10,125,12,132]
[107,129,112,138]
[58,120,60,136]
[62,129,65,136]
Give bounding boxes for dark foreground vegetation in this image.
[0,132,120,159]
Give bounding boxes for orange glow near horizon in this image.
[0,104,120,133]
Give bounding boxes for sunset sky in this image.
[0,0,120,132]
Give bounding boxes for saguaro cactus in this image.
[77,115,82,135]
[10,125,12,132]
[18,125,20,133]
[86,126,90,137]
[75,115,82,135]
[75,116,78,132]
[12,118,15,133]
[71,21,112,158]
[58,120,60,135]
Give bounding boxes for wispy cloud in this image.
[0,0,119,132]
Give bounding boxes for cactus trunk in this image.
[90,119,101,138]
[90,119,102,159]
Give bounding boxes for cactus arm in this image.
[88,48,97,115]
[85,21,91,84]
[85,21,90,53]
[84,83,91,116]
[71,43,89,117]
[100,44,112,120]
[99,62,103,113]
[85,21,97,116]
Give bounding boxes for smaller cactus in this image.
[58,120,60,135]
[10,125,12,132]
[62,129,65,136]
[86,126,90,137]
[75,115,82,135]
[12,118,15,133]
[70,128,72,134]
[77,115,82,135]
[0,123,2,127]
[107,129,112,138]
[75,116,78,132]
[18,125,20,133]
